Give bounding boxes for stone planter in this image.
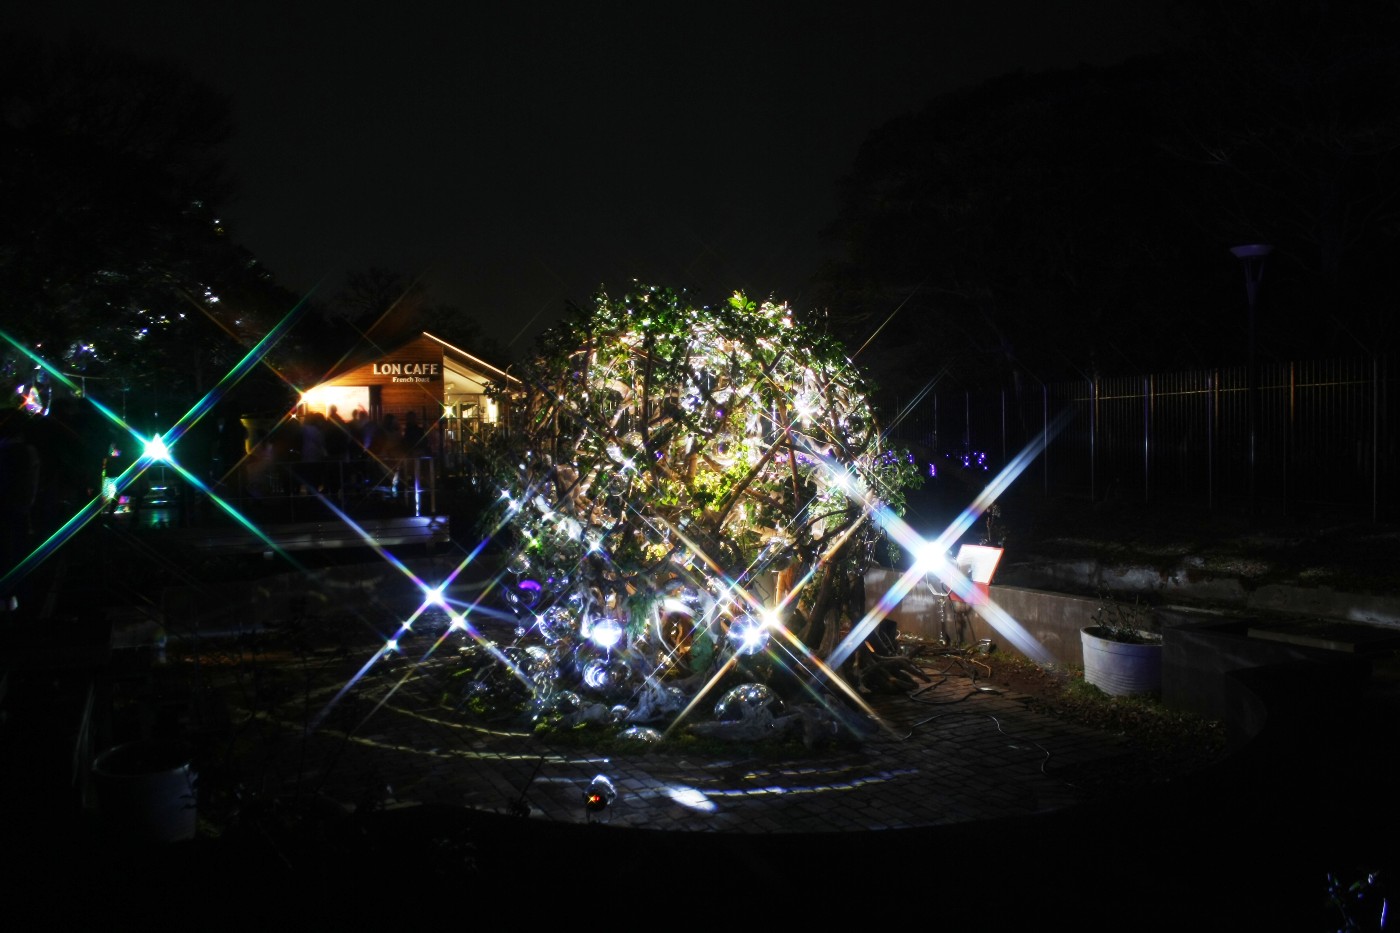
[91,740,198,843]
[1081,625,1163,697]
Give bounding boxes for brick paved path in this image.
[191,626,1135,838]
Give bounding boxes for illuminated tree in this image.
[474,284,919,731]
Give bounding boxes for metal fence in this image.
[113,456,441,529]
[887,355,1396,521]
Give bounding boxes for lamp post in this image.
[1230,244,1272,519]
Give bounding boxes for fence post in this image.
[1090,375,1099,503]
[1042,384,1050,497]
[933,392,939,459]
[1284,361,1295,518]
[1374,355,1381,523]
[1143,374,1152,505]
[930,356,1384,522]
[428,457,437,517]
[964,390,971,458]
[1207,370,1217,513]
[1001,388,1007,472]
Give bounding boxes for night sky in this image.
[9,2,1171,351]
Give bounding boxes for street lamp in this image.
[1230,244,1272,519]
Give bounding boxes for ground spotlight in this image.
[584,774,617,815]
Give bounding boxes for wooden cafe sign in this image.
[371,360,442,383]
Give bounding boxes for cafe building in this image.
[297,331,520,473]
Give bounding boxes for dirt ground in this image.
[923,645,1230,795]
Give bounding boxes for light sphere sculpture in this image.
[483,284,919,690]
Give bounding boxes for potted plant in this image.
[1080,593,1162,697]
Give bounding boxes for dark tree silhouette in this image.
[1160,0,1400,355]
[0,33,297,420]
[815,0,1400,402]
[332,266,511,365]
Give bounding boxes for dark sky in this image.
[10,2,1170,352]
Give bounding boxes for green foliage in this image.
[483,282,921,668]
[625,591,659,643]
[687,623,715,674]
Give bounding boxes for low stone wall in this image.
[868,568,1393,730]
[997,556,1400,629]
[866,567,1100,668]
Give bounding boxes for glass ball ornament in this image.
[557,516,583,541]
[547,690,582,715]
[726,613,770,656]
[537,605,580,644]
[714,683,785,722]
[524,645,559,686]
[516,578,543,607]
[582,656,630,693]
[460,670,529,717]
[587,616,624,650]
[617,725,662,744]
[657,605,696,657]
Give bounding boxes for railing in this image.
[888,354,1396,521]
[118,456,440,529]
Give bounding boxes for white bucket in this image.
[92,740,198,843]
[1081,626,1163,697]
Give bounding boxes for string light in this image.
[468,283,920,725]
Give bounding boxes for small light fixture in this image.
[588,616,624,650]
[583,774,617,815]
[144,434,170,462]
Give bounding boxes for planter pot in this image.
[1081,625,1162,697]
[91,740,197,843]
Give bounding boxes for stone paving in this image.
[188,627,1136,839]
[7,548,1391,929]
